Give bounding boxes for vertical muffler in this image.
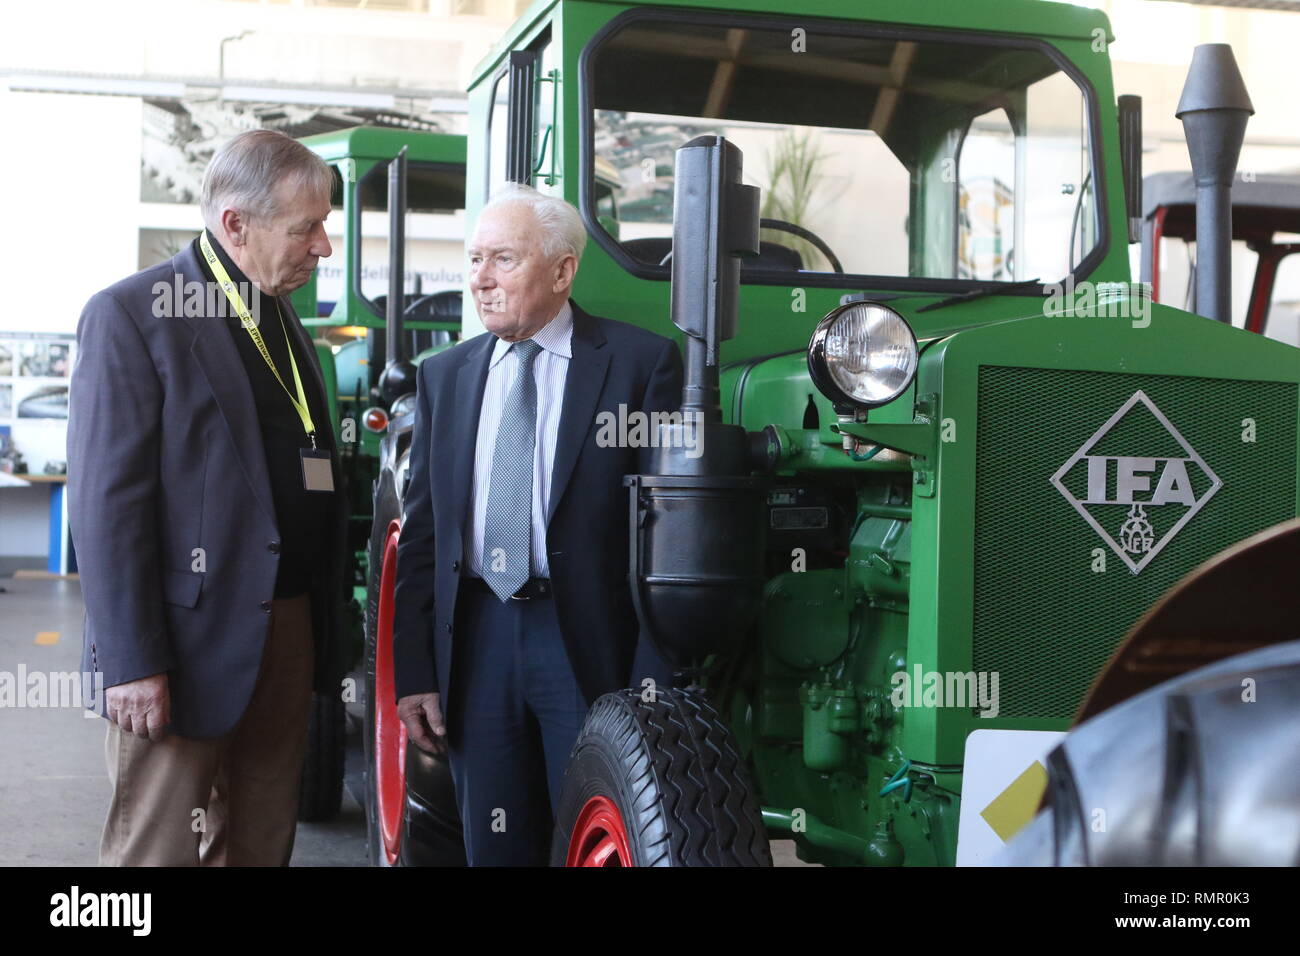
[1176,44,1254,323]
[626,136,767,667]
[379,146,417,402]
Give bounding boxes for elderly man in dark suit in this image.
[68,129,348,866]
[393,183,682,866]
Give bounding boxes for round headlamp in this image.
[808,302,918,408]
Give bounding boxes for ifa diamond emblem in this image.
[1050,390,1222,574]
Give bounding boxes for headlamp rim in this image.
[807,300,919,409]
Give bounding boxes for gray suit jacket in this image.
[67,241,350,739]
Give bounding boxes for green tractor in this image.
[364,0,1300,866]
[288,126,467,822]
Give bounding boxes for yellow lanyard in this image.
[199,231,317,448]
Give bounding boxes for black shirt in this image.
[194,230,335,598]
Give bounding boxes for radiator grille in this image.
[973,366,1297,719]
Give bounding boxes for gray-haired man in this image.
[68,129,348,866]
[392,184,683,865]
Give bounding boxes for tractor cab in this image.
[293,126,467,425]
[463,0,1131,361]
[1140,170,1300,345]
[360,0,1300,868]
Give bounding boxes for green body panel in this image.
[902,304,1299,761]
[721,302,1300,863]
[312,341,341,441]
[448,0,1300,865]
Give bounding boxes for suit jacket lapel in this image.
[547,302,609,526]
[453,334,495,545]
[178,242,277,525]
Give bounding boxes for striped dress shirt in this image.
[465,300,573,578]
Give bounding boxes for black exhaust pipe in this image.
[626,135,766,667]
[379,146,417,402]
[1176,44,1254,324]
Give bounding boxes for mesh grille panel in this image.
[973,366,1297,719]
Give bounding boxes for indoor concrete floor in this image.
[0,574,807,867]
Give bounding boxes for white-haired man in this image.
[68,128,347,865]
[392,183,683,865]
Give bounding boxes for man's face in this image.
[468,203,576,341]
[231,178,332,296]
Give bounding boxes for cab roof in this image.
[1144,171,1300,239]
[296,126,466,165]
[472,0,1111,87]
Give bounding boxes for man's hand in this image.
[397,692,447,755]
[105,673,171,742]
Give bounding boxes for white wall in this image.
[0,89,144,335]
[0,0,509,93]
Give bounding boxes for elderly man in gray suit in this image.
[67,129,348,866]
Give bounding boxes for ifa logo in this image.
[1050,390,1222,574]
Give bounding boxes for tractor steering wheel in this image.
[759,218,845,274]
[655,218,846,274]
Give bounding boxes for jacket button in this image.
[451,560,460,572]
[261,600,272,612]
[444,623,452,634]
[268,541,280,554]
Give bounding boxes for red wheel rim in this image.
[566,795,634,867]
[374,520,407,866]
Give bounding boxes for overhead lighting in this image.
[6,73,185,98]
[1149,0,1300,10]
[221,85,397,109]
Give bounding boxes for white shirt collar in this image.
[488,300,574,368]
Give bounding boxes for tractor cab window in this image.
[588,15,1102,287]
[356,159,467,331]
[958,108,1017,281]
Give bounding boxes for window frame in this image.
[577,6,1111,295]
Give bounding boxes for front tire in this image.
[552,687,772,867]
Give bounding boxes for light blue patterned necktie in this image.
[482,339,542,601]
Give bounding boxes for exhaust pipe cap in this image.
[1176,43,1254,119]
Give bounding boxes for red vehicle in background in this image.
[1141,171,1300,344]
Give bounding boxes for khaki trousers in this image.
[99,593,314,867]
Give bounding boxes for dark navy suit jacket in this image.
[391,301,683,734]
[67,243,350,738]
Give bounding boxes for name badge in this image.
[300,448,334,492]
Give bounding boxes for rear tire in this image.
[364,466,465,866]
[552,687,772,867]
[298,691,346,822]
[364,469,404,865]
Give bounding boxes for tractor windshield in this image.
[587,13,1102,288]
